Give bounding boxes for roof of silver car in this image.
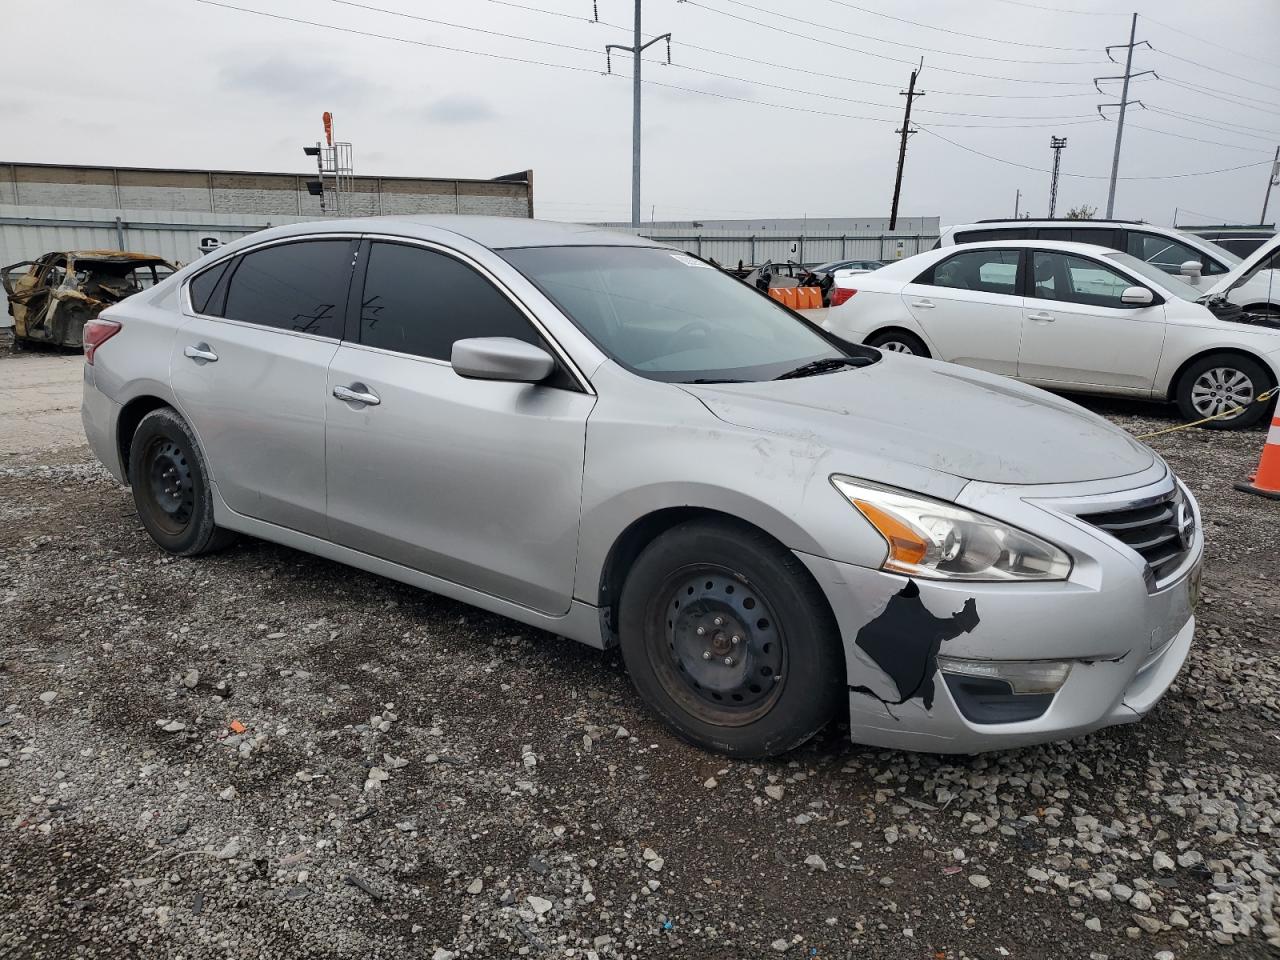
[266,215,666,250]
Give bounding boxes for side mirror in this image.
[451,337,555,383]
[1179,259,1203,281]
[1120,286,1154,307]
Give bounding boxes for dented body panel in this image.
[4,250,176,348]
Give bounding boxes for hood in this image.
[682,354,1155,485]
[1206,232,1280,299]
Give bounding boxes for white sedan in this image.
[824,238,1280,428]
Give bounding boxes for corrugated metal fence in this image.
[608,226,941,267]
[0,205,314,266]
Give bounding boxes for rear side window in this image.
[954,228,1029,244]
[357,242,540,361]
[188,260,230,314]
[222,240,355,337]
[919,249,1020,296]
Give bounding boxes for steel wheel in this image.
[141,437,196,536]
[1189,366,1255,420]
[656,565,786,726]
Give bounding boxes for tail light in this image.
[829,287,858,307]
[84,317,122,365]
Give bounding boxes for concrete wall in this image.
[0,163,533,220]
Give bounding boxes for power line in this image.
[1124,123,1272,154]
[810,0,1097,52]
[918,126,1273,180]
[1145,106,1280,143]
[1160,75,1280,114]
[986,0,1122,15]
[697,0,1105,64]
[188,0,1102,132]
[1141,14,1279,69]
[676,0,1106,84]
[1150,47,1280,96]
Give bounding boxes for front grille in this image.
[1079,489,1193,585]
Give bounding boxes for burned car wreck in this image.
[3,251,175,348]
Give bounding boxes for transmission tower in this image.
[1095,14,1154,218]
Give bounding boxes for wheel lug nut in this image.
[695,626,705,636]
[701,651,711,661]
[731,635,740,645]
[723,657,735,667]
[713,617,724,626]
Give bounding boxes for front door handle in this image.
[333,383,381,406]
[910,299,935,309]
[1027,311,1056,322]
[184,343,218,363]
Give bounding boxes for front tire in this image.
[1174,353,1273,429]
[866,329,929,357]
[128,407,234,556]
[618,519,845,758]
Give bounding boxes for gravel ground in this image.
[1,350,1278,959]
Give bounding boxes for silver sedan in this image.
[81,216,1201,757]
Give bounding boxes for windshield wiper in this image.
[684,377,747,384]
[773,356,866,380]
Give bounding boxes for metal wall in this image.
[0,206,316,266]
[605,226,941,267]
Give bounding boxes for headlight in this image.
[831,477,1072,581]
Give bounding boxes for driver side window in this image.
[1126,232,1226,275]
[1031,252,1134,309]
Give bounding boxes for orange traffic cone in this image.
[1235,414,1280,500]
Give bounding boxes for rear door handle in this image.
[910,299,935,309]
[184,343,218,363]
[333,383,381,406]
[1027,311,1055,322]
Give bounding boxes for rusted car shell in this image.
[3,250,176,348]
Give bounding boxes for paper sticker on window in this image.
[670,253,713,268]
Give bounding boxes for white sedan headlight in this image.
[832,477,1072,582]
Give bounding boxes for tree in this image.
[1065,204,1097,220]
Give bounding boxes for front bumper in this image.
[797,464,1200,754]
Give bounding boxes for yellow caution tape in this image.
[1135,386,1278,440]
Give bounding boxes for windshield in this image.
[501,246,852,383]
[1103,252,1204,301]
[1179,231,1242,266]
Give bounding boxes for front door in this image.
[170,237,358,536]
[899,247,1025,376]
[324,239,594,616]
[1017,249,1166,391]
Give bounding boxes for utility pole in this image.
[889,59,924,232]
[1014,189,1021,218]
[1261,145,1280,224]
[603,3,672,228]
[1095,14,1153,219]
[1048,136,1068,218]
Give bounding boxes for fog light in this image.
[936,658,1072,725]
[936,657,1072,694]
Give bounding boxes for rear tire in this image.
[866,329,929,357]
[1174,353,1273,430]
[128,407,234,556]
[618,519,845,758]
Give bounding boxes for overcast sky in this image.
[5,0,1279,227]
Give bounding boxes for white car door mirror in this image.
[452,337,555,383]
[1120,286,1154,307]
[1179,259,1203,281]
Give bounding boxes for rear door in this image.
[1017,250,1166,391]
[170,237,358,536]
[324,239,594,615]
[898,247,1025,375]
